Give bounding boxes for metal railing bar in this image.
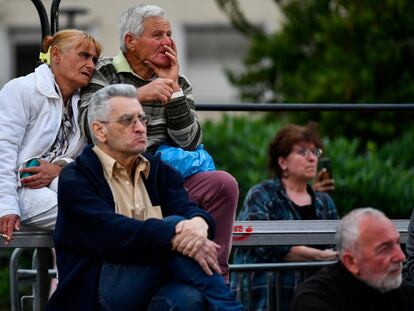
[232,219,409,246]
[236,273,244,304]
[232,261,337,311]
[266,272,274,310]
[275,271,281,311]
[196,103,414,111]
[230,260,337,272]
[247,274,253,311]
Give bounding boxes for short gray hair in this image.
[336,207,387,256]
[119,4,166,52]
[87,84,138,143]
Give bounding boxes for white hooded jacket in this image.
[0,64,85,219]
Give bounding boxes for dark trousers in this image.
[97,216,243,311]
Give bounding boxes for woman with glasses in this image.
[231,122,338,311]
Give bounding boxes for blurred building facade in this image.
[0,0,281,109]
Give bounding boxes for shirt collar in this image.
[92,145,150,179]
[113,51,151,81]
[113,52,133,74]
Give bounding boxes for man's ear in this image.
[124,33,136,51]
[341,251,360,276]
[92,121,107,144]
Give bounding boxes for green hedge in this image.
[203,115,414,218]
[203,114,281,211]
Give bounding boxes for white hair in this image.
[87,84,138,144]
[336,207,403,293]
[335,207,387,256]
[118,4,166,52]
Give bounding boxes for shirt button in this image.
[125,181,130,185]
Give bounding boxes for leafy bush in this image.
[203,114,282,209]
[215,0,414,145]
[0,250,12,311]
[203,115,414,218]
[326,136,414,218]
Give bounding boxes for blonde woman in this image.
[0,29,101,242]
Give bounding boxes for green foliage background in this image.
[0,259,10,311]
[215,0,414,144]
[211,0,414,218]
[217,0,414,103]
[203,115,414,218]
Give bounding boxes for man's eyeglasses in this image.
[293,147,323,158]
[99,114,151,128]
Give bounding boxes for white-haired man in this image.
[290,207,414,311]
[80,4,238,283]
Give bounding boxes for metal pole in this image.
[34,248,50,311]
[30,0,50,45]
[50,0,62,34]
[9,248,25,311]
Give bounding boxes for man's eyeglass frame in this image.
[98,114,151,128]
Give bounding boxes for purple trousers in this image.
[184,170,239,283]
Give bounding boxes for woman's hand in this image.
[313,168,335,192]
[316,248,338,261]
[20,160,62,189]
[285,246,338,261]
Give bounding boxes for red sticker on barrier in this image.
[232,225,253,241]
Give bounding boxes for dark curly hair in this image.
[268,122,323,178]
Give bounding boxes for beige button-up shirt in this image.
[93,146,162,220]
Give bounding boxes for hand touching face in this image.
[134,16,175,68]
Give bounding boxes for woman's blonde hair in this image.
[41,29,102,62]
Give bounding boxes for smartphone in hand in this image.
[318,157,333,180]
[21,158,40,178]
[314,157,335,193]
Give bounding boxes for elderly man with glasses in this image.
[46,84,243,311]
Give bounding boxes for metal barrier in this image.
[1,219,408,310]
[1,232,53,311]
[230,261,337,311]
[9,248,56,311]
[230,219,409,311]
[232,219,409,246]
